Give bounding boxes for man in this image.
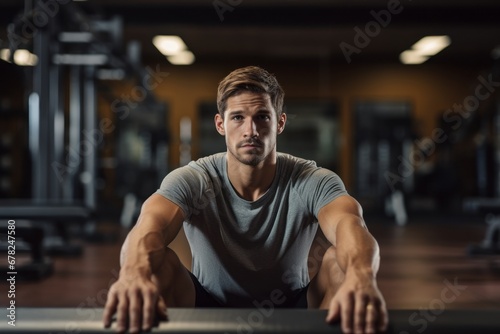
[103,66,388,334]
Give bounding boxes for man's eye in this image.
[232,115,243,120]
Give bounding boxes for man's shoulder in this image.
[189,152,226,171]
[277,152,340,183]
[162,153,225,190]
[180,153,226,182]
[277,152,317,170]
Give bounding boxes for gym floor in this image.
[2,212,500,311]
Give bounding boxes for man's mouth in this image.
[240,141,262,148]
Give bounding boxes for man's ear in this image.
[277,112,286,135]
[215,113,225,136]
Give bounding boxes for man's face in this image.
[215,91,286,166]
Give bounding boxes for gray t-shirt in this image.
[156,152,347,306]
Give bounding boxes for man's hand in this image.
[103,270,168,333]
[325,270,388,333]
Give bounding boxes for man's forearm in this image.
[119,213,175,277]
[335,216,380,278]
[322,211,389,333]
[119,195,184,278]
[120,228,166,275]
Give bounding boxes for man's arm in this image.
[103,194,185,333]
[317,195,388,333]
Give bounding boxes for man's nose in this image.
[243,118,258,138]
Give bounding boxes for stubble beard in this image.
[228,146,264,166]
[228,139,274,167]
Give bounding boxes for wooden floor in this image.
[2,213,500,311]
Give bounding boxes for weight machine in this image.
[0,0,168,279]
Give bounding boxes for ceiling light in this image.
[167,50,195,65]
[400,50,429,65]
[0,48,10,62]
[411,35,451,56]
[153,35,187,56]
[0,48,39,66]
[2,49,38,66]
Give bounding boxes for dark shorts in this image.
[189,272,308,308]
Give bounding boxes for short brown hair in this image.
[217,66,284,118]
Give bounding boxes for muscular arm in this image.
[103,194,185,333]
[318,195,379,280]
[119,194,185,275]
[317,195,388,333]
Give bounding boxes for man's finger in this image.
[364,301,377,333]
[142,289,156,331]
[128,289,142,333]
[325,299,340,323]
[115,293,129,333]
[341,293,354,333]
[157,296,168,321]
[378,302,389,332]
[102,291,118,328]
[353,295,367,333]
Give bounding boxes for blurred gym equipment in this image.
[353,100,413,224]
[0,0,168,279]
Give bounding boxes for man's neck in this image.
[226,151,277,202]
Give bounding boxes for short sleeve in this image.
[293,166,348,218]
[155,166,204,220]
